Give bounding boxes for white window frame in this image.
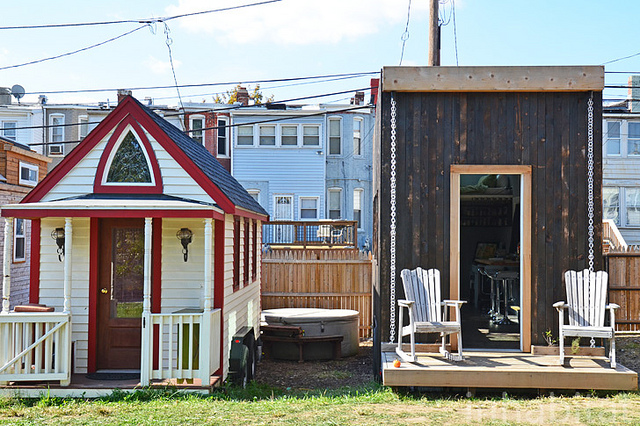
[189,115,205,145]
[101,125,156,187]
[217,117,229,157]
[259,125,276,146]
[353,188,364,230]
[281,124,299,147]
[13,218,25,262]
[273,194,294,221]
[247,189,260,203]
[19,162,38,187]
[236,124,255,146]
[49,114,65,156]
[353,117,363,157]
[302,124,320,147]
[628,122,640,157]
[2,121,17,141]
[299,196,319,220]
[328,117,342,155]
[328,188,342,220]
[78,115,89,139]
[604,120,621,157]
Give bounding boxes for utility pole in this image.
[428,0,440,66]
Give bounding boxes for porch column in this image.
[198,218,214,384]
[2,217,13,314]
[203,218,213,312]
[141,217,152,386]
[63,218,72,314]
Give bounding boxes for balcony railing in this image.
[262,220,358,248]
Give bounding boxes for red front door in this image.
[96,218,145,370]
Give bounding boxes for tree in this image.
[213,84,274,105]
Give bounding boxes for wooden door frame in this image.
[450,165,532,352]
[88,217,163,373]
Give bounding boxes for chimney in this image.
[117,89,132,104]
[370,78,380,106]
[630,76,640,113]
[236,86,249,106]
[350,91,365,106]
[0,87,11,105]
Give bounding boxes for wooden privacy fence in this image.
[605,246,640,332]
[261,249,373,339]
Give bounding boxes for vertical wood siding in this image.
[261,249,373,338]
[374,91,603,345]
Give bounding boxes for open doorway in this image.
[459,174,520,350]
[450,165,531,352]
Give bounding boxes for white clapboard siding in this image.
[221,215,261,377]
[39,218,91,373]
[41,130,215,205]
[41,139,110,201]
[161,218,207,313]
[147,138,213,204]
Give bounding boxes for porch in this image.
[0,373,222,398]
[381,344,637,391]
[1,215,224,390]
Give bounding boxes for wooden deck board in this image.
[382,350,637,390]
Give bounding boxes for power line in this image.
[398,0,412,66]
[0,25,147,71]
[602,51,640,65]
[25,104,374,147]
[0,0,282,30]
[23,72,379,96]
[7,85,378,133]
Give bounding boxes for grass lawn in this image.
[1,384,640,425]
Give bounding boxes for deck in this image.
[0,374,222,398]
[382,345,637,391]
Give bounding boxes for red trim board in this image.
[28,219,40,304]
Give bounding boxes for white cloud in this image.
[144,55,181,75]
[165,0,427,45]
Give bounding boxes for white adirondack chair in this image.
[553,269,619,368]
[397,267,466,362]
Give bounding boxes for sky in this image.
[2,0,639,107]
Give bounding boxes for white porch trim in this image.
[2,217,13,314]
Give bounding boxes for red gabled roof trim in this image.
[22,103,129,203]
[21,97,242,215]
[93,115,163,194]
[129,106,236,213]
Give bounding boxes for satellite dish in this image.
[11,85,25,103]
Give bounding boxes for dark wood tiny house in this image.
[372,66,604,371]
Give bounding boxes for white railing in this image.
[142,309,220,386]
[603,219,628,253]
[0,313,71,386]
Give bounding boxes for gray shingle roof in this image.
[133,97,268,216]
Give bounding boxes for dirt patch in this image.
[254,341,374,390]
[617,335,640,375]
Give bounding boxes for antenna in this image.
[11,85,25,104]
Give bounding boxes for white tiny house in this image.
[0,96,268,391]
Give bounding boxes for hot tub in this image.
[261,308,359,360]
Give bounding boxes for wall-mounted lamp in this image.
[51,227,65,262]
[176,228,193,262]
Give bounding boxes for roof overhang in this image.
[382,66,605,92]
[1,198,225,220]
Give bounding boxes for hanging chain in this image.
[587,93,595,272]
[389,93,398,343]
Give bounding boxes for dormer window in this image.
[106,131,152,183]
